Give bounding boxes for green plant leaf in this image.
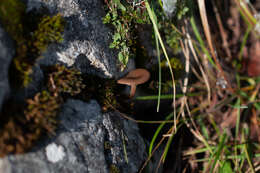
[149,113,173,156]
[219,161,233,173]
[112,0,126,11]
[118,51,124,63]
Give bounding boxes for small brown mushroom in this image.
[117,68,150,98]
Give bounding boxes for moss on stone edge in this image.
[0,0,65,86]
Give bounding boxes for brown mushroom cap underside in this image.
[117,68,150,97]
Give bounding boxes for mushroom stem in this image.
[129,85,136,98]
[117,68,150,98]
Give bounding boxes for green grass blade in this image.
[242,128,256,173]
[209,132,227,173]
[184,146,215,155]
[145,0,176,129]
[149,113,173,156]
[239,26,252,60]
[194,153,260,162]
[136,92,203,100]
[199,117,209,140]
[190,17,215,67]
[162,123,183,162]
[235,99,241,151]
[152,10,162,112]
[233,98,241,171]
[219,160,233,173]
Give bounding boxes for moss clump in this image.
[13,14,65,86]
[0,0,25,41]
[32,15,64,51]
[109,164,120,173]
[104,141,112,150]
[0,65,86,157]
[161,57,183,70]
[46,65,86,96]
[24,91,61,134]
[0,91,60,157]
[99,80,117,111]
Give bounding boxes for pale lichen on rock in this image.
[45,143,66,163]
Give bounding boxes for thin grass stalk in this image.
[145,0,177,132]
[235,98,241,171]
[139,127,171,173]
[136,92,203,100]
[108,103,175,123]
[156,126,176,172]
[155,25,162,112]
[209,132,227,173]
[149,113,173,156]
[187,32,211,103]
[212,0,232,59]
[190,17,215,67]
[239,26,252,60]
[234,0,257,26]
[197,0,234,93]
[242,128,256,173]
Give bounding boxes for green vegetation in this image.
[103,0,150,70]
[105,0,260,172]
[0,0,259,172]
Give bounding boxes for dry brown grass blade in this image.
[212,0,232,59]
[180,26,208,144]
[180,26,190,95]
[250,108,260,142]
[234,0,256,26]
[187,32,211,103]
[197,0,234,93]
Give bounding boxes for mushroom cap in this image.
[117,68,150,85]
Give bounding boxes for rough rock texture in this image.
[0,0,147,172]
[15,0,135,101]
[0,25,15,111]
[26,0,134,79]
[0,99,147,173]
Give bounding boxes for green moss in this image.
[32,14,64,52]
[15,14,65,86]
[109,164,120,173]
[0,0,25,41]
[161,57,183,70]
[0,0,65,87]
[104,141,112,150]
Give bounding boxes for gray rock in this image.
[0,1,147,172]
[1,99,147,173]
[0,25,15,111]
[26,0,134,79]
